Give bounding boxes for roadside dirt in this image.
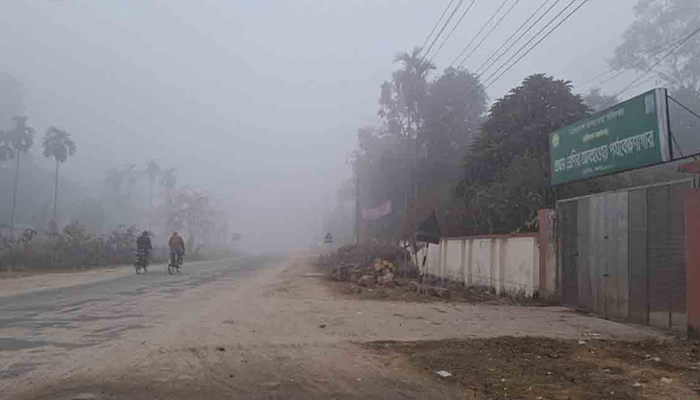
[368,337,700,400]
[325,273,545,305]
[7,256,668,400]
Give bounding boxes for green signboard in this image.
[549,88,670,185]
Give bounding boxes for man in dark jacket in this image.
[136,231,153,264]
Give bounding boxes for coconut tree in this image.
[42,126,76,233]
[7,116,34,238]
[145,160,161,208]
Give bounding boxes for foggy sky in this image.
[0,1,638,252]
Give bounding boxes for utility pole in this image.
[355,164,360,244]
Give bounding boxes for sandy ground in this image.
[3,256,664,400]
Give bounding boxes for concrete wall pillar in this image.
[466,239,474,286]
[538,209,557,297]
[686,189,700,338]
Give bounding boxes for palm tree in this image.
[392,47,435,137]
[160,168,177,193]
[145,159,161,229]
[42,127,76,233]
[145,160,161,208]
[7,116,34,238]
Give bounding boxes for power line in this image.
[484,0,586,89]
[422,0,465,62]
[589,49,700,94]
[476,0,561,80]
[622,74,659,94]
[429,0,477,64]
[669,95,700,126]
[577,26,700,89]
[592,50,700,110]
[420,0,456,54]
[457,0,521,68]
[449,0,510,68]
[603,25,700,107]
[475,0,552,75]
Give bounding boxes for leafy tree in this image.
[455,74,590,234]
[611,0,700,92]
[145,159,161,206]
[105,168,124,197]
[123,164,137,202]
[611,1,700,156]
[160,168,177,193]
[144,159,161,228]
[164,186,214,253]
[42,127,76,233]
[0,129,13,162]
[356,52,487,240]
[582,88,618,111]
[6,116,34,237]
[376,47,436,235]
[415,67,487,226]
[379,47,436,140]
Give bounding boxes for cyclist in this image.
[136,230,152,265]
[168,230,185,266]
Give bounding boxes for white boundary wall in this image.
[419,235,540,296]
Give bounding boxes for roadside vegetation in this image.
[0,90,240,273]
[324,0,700,243]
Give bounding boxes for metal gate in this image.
[557,179,692,332]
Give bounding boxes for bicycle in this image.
[167,251,183,274]
[134,249,149,274]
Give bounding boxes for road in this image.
[0,258,268,399]
[1,257,466,400]
[0,256,661,400]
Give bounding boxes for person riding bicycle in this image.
[136,230,152,264]
[168,230,185,266]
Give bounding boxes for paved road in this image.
[0,257,265,395]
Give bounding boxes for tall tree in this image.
[123,164,137,202]
[372,47,436,238]
[105,168,124,197]
[611,0,700,92]
[582,88,618,112]
[42,127,76,233]
[611,1,700,154]
[420,67,487,192]
[144,159,161,229]
[455,74,590,234]
[160,168,177,193]
[379,47,436,140]
[0,129,14,162]
[165,186,214,253]
[6,116,34,237]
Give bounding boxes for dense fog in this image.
[0,1,644,254]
